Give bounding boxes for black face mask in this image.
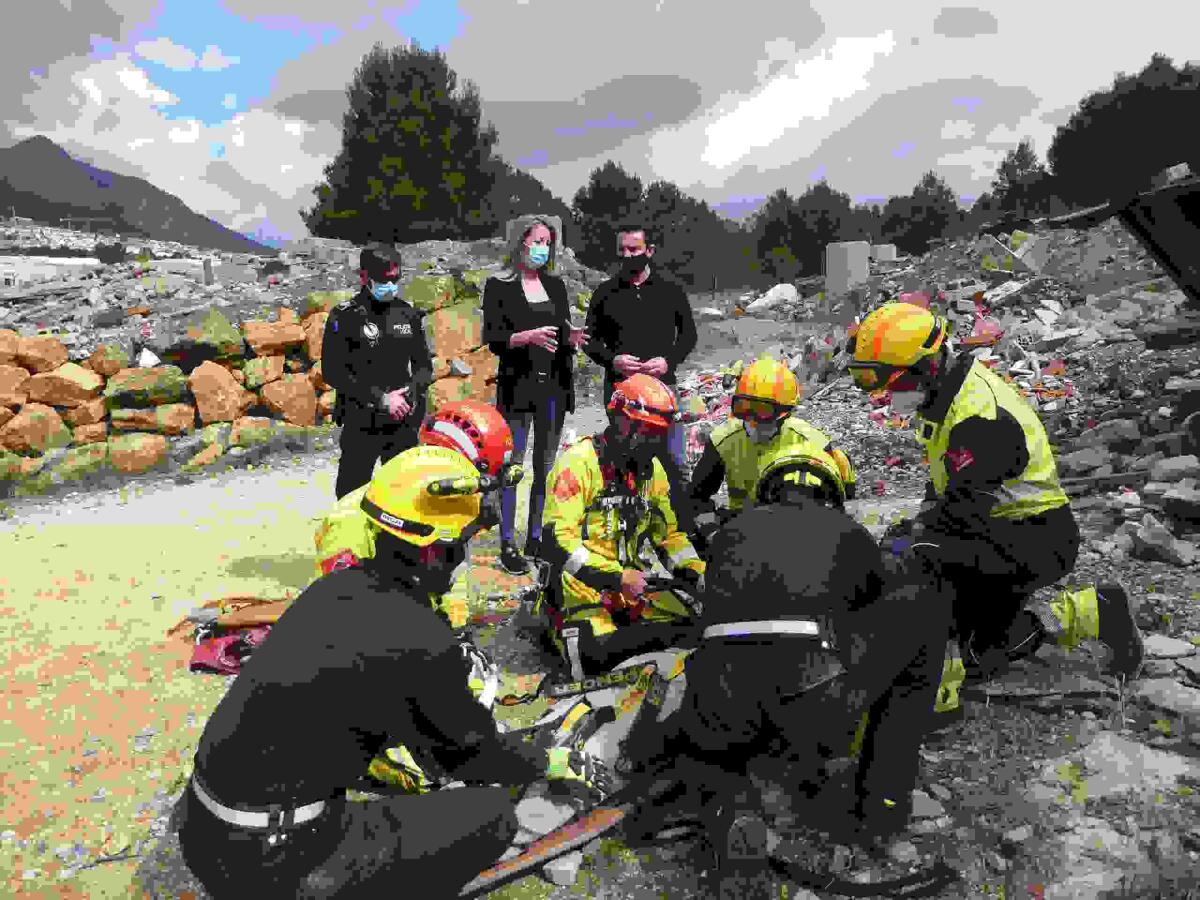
[619,253,649,279]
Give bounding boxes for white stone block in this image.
[825,241,871,295]
[871,244,897,262]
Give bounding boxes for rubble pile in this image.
[0,229,609,500]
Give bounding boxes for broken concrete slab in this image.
[1143,634,1198,659]
[1134,678,1200,723]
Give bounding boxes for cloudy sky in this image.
[3,0,1196,245]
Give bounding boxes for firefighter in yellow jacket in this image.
[846,302,1144,693]
[540,373,706,680]
[313,399,519,630]
[687,355,857,522]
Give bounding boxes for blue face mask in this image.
[526,244,550,267]
[371,281,399,301]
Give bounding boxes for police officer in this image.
[323,243,433,499]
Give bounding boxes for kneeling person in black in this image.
[176,445,607,898]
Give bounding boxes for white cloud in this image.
[79,77,103,106]
[128,137,154,150]
[985,123,1024,144]
[116,66,176,104]
[936,145,1007,181]
[168,120,202,143]
[282,120,305,137]
[941,118,975,140]
[134,37,199,71]
[198,45,240,72]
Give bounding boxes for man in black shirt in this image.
[323,243,434,499]
[177,445,610,898]
[583,224,698,515]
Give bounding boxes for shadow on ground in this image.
[222,553,317,592]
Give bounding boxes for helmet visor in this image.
[848,363,912,393]
[732,396,788,423]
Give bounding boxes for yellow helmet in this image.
[755,442,856,507]
[733,356,800,422]
[846,303,948,393]
[361,445,486,548]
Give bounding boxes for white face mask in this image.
[889,390,927,417]
[743,420,781,443]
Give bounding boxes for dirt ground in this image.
[3,310,1198,899]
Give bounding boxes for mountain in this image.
[0,136,274,255]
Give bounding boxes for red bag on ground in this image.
[190,626,271,675]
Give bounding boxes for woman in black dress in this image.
[481,216,587,573]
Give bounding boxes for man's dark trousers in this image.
[335,418,419,499]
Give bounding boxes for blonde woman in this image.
[481,216,587,573]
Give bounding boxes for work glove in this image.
[545,748,614,797]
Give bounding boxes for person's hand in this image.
[522,326,559,353]
[568,325,588,350]
[620,568,648,604]
[641,356,668,377]
[385,388,412,421]
[545,748,614,796]
[613,354,643,376]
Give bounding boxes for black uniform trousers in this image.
[917,504,1080,676]
[178,781,517,899]
[334,415,420,500]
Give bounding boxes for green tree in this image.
[792,180,856,275]
[1048,53,1200,206]
[301,43,500,244]
[881,172,962,254]
[571,160,644,271]
[469,157,574,242]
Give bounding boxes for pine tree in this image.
[301,43,500,244]
[571,161,644,271]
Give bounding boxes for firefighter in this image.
[620,444,949,849]
[687,355,857,547]
[312,399,520,630]
[177,445,610,899]
[846,302,1144,691]
[539,373,706,680]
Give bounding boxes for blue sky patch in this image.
[516,149,548,168]
[951,96,983,113]
[892,141,916,159]
[381,0,469,51]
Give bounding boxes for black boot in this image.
[499,542,528,576]
[1096,582,1144,682]
[523,535,542,561]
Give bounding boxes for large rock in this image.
[187,361,254,424]
[0,364,30,407]
[1134,678,1200,724]
[0,407,13,429]
[146,308,245,371]
[303,311,328,361]
[85,344,130,378]
[48,442,109,482]
[1073,418,1141,451]
[424,300,494,410]
[308,360,328,391]
[108,433,170,473]
[1058,445,1110,475]
[64,397,107,427]
[261,375,317,426]
[0,403,72,454]
[25,362,104,407]
[0,329,20,366]
[746,283,800,314]
[317,389,336,418]
[1143,634,1198,659]
[72,422,108,445]
[1150,455,1200,482]
[110,403,197,436]
[230,416,276,447]
[243,320,306,356]
[16,335,69,373]
[243,355,285,389]
[103,366,188,408]
[1132,514,1198,566]
[182,442,223,471]
[1162,482,1200,529]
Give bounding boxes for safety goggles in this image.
[608,391,676,430]
[731,396,789,423]
[846,363,922,394]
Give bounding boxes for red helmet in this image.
[419,400,514,477]
[607,374,678,434]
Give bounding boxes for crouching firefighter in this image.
[177,444,610,899]
[847,302,1145,693]
[539,373,706,681]
[312,399,521,630]
[686,354,857,554]
[620,442,952,849]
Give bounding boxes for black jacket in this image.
[192,566,544,809]
[480,271,576,415]
[321,286,434,429]
[583,270,697,400]
[701,501,949,721]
